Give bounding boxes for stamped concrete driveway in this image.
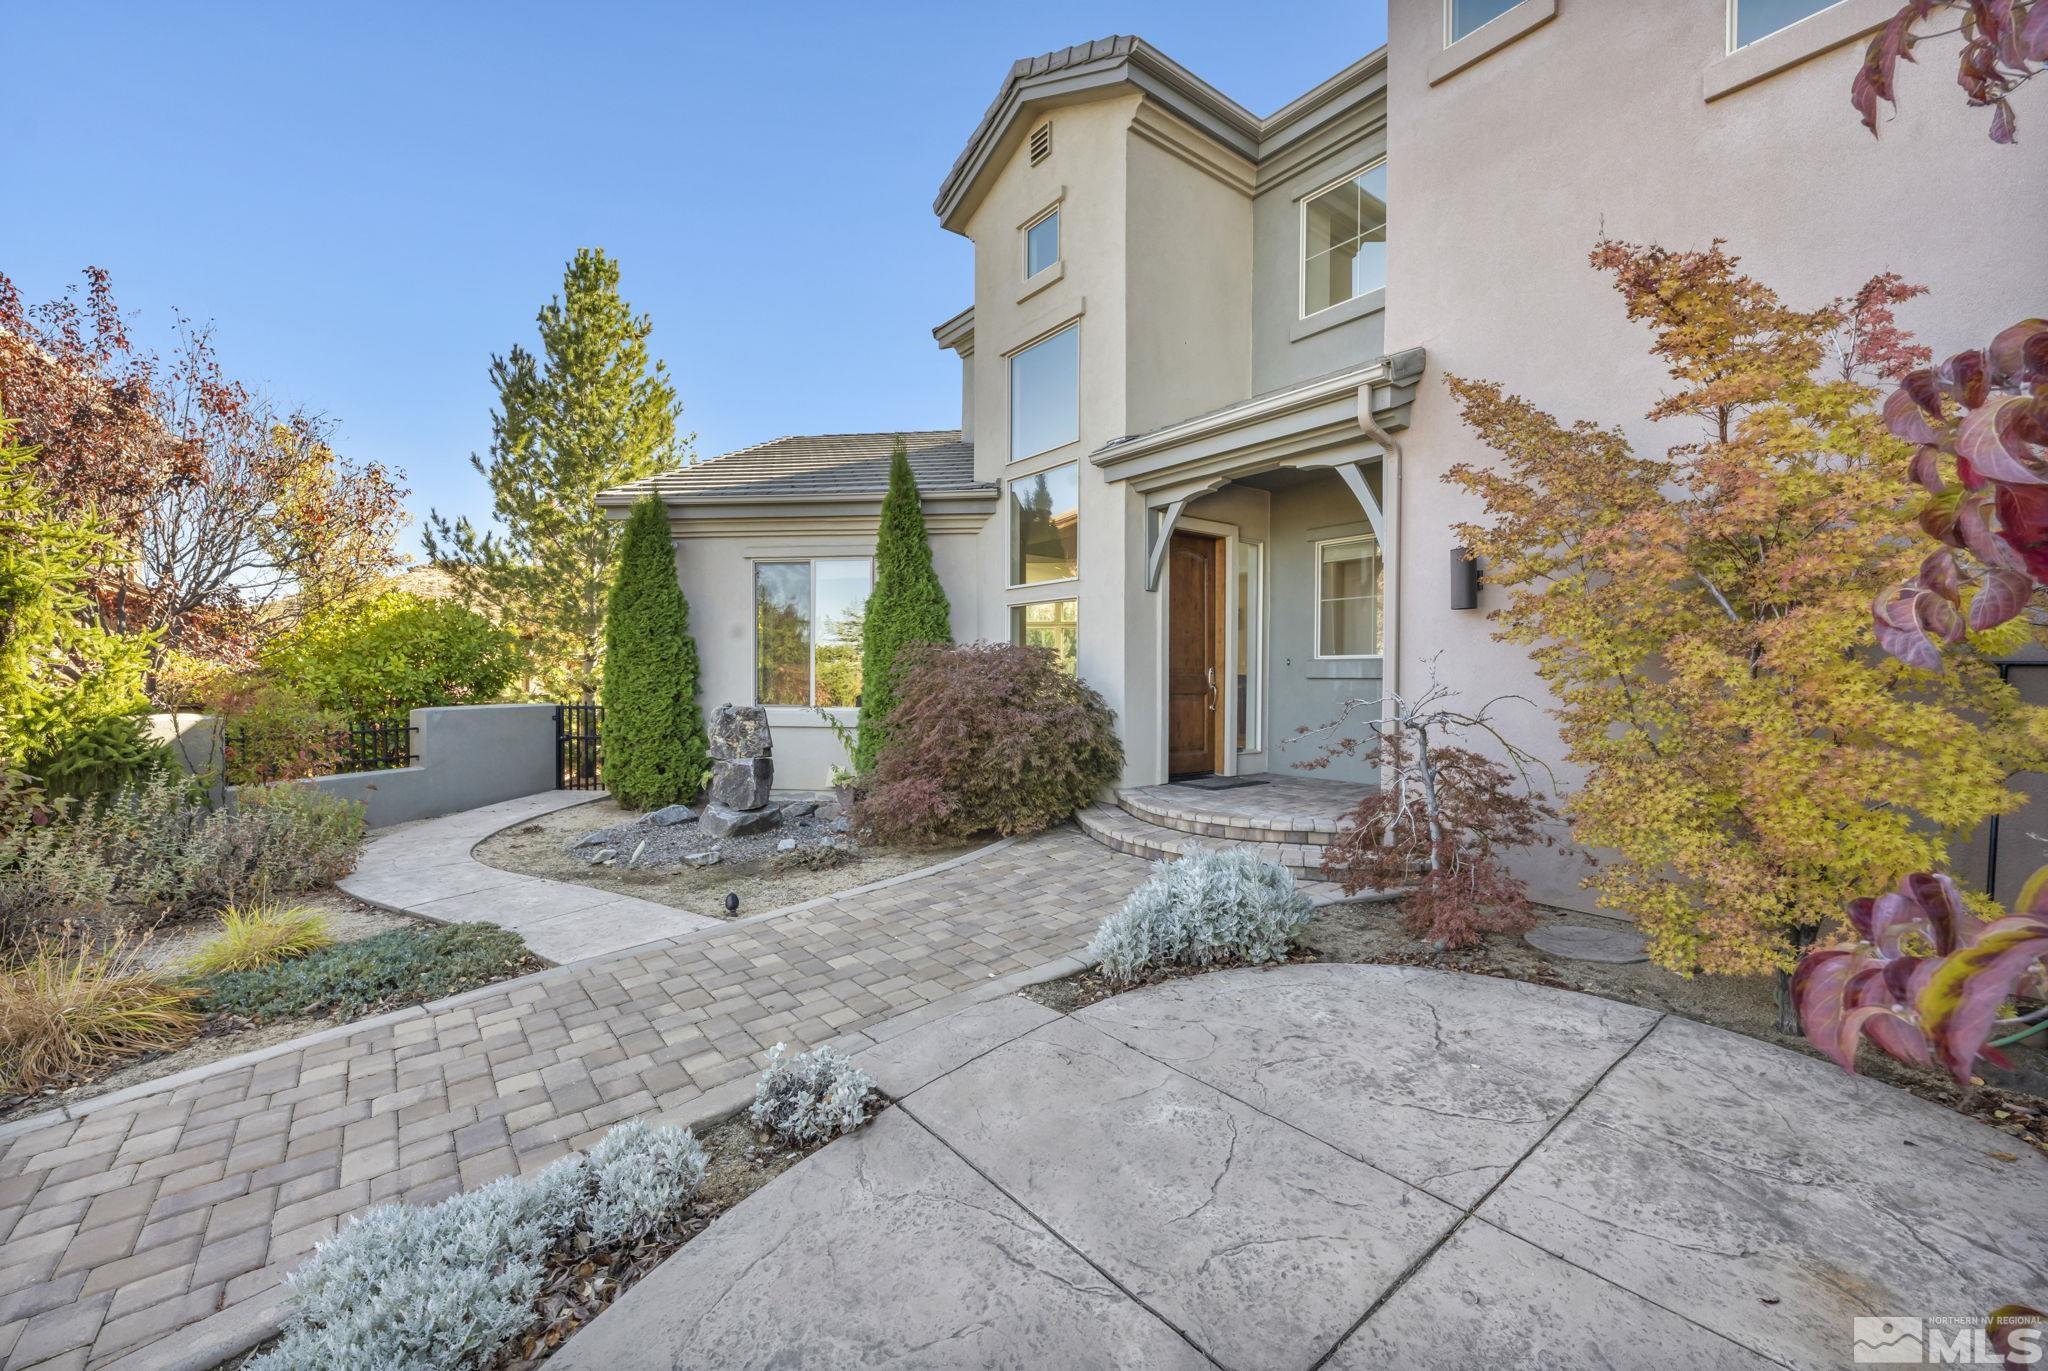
[559,964,2048,1371]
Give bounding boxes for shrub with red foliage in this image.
[851,642,1122,845]
[1321,731,1561,949]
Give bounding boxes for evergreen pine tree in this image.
[424,248,690,701]
[597,497,708,809]
[854,440,952,772]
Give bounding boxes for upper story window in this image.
[1026,209,1060,278]
[1447,0,1526,42]
[1315,536,1382,658]
[1301,162,1388,318]
[1728,0,1844,48]
[1010,323,1080,460]
[754,557,872,707]
[1009,462,1079,585]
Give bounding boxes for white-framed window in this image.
[1011,597,1078,674]
[1009,323,1080,460]
[1301,162,1388,318]
[753,557,873,707]
[1009,462,1079,586]
[1727,0,1845,49]
[1314,536,1382,659]
[1446,0,1526,43]
[1026,208,1060,278]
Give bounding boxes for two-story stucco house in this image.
[602,0,2044,907]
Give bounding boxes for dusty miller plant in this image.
[1306,666,1567,950]
[749,1043,877,1145]
[250,1121,704,1371]
[1088,846,1312,984]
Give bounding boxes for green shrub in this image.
[0,774,364,935]
[196,923,538,1021]
[599,496,709,809]
[850,641,1123,844]
[0,408,160,800]
[853,440,952,773]
[259,591,520,719]
[215,683,348,786]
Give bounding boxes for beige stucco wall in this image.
[1384,0,2048,906]
[671,517,988,792]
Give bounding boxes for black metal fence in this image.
[554,703,603,791]
[223,718,415,787]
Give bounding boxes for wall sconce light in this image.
[1451,546,1482,611]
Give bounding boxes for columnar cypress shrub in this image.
[598,497,708,808]
[853,440,952,773]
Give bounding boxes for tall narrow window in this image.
[1316,537,1382,658]
[1235,543,1262,751]
[1302,162,1387,317]
[1009,463,1079,585]
[1448,0,1524,41]
[1026,209,1060,278]
[1729,0,1843,47]
[754,558,873,706]
[1010,323,1079,460]
[1011,598,1078,674]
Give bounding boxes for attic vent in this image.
[1029,121,1052,165]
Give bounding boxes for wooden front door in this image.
[1167,531,1223,778]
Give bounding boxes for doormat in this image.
[1171,775,1269,791]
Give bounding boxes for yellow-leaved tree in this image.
[1447,238,2048,1030]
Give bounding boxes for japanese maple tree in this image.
[1448,239,2046,1030]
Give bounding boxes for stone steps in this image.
[1113,788,1348,847]
[1076,803,1334,880]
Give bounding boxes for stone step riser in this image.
[1076,805,1329,881]
[1113,794,1340,848]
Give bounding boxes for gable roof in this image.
[597,431,989,508]
[933,37,1387,231]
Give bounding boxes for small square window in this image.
[1302,163,1387,318]
[1728,0,1844,48]
[1448,0,1524,42]
[1026,210,1060,278]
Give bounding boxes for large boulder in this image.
[710,704,773,760]
[700,802,781,840]
[709,756,774,810]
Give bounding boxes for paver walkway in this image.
[0,824,1153,1369]
[563,963,2048,1371]
[339,790,724,963]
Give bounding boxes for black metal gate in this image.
[554,703,603,791]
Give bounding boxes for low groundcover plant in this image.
[1088,846,1312,985]
[251,1120,706,1371]
[749,1043,877,1145]
[196,923,536,1022]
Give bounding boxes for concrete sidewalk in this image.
[561,963,2048,1371]
[337,790,725,963]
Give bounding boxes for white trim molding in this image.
[1705,0,1894,101]
[1428,0,1558,86]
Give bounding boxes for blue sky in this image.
[4,2,1388,547]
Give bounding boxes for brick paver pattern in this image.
[0,828,1150,1369]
